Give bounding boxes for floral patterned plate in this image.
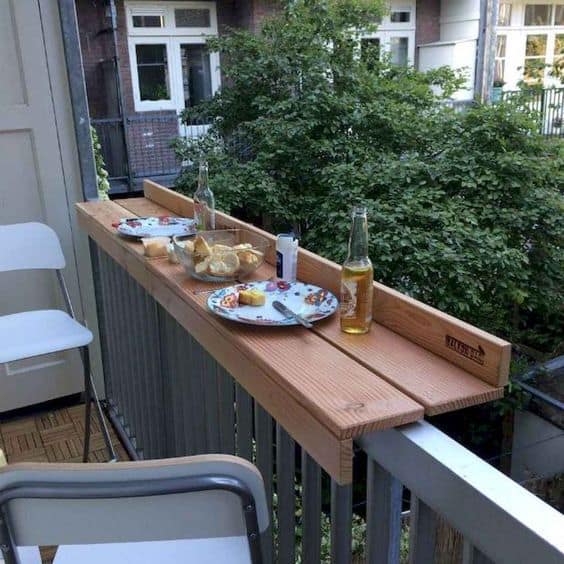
[208,280,338,326]
[114,216,197,239]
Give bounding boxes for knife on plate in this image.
[272,300,313,329]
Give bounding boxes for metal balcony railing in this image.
[91,113,209,192]
[502,87,564,137]
[90,242,564,564]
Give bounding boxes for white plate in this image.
[208,280,338,326]
[115,216,196,239]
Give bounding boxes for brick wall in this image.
[416,0,441,47]
[251,0,281,31]
[76,0,115,118]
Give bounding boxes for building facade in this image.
[76,0,278,190]
[75,0,562,191]
[495,1,563,90]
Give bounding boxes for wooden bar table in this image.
[77,181,510,484]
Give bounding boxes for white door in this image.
[0,0,85,411]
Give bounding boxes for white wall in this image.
[418,38,477,99]
[440,0,481,41]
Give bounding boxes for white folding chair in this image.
[0,454,269,564]
[0,222,115,462]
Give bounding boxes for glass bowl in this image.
[173,229,271,282]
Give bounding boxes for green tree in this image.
[174,0,563,353]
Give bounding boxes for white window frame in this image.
[495,34,508,81]
[360,0,416,66]
[129,36,177,111]
[126,1,218,36]
[169,36,221,111]
[495,2,564,88]
[126,1,220,113]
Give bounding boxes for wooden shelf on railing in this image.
[76,181,509,484]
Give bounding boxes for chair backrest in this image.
[0,455,268,552]
[0,222,66,272]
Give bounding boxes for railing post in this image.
[301,451,322,563]
[366,459,402,564]
[331,481,353,564]
[276,424,296,564]
[255,404,273,563]
[235,383,253,461]
[408,497,437,564]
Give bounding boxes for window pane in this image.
[136,44,170,101]
[524,4,552,25]
[498,3,512,26]
[175,8,211,27]
[555,34,564,56]
[526,34,547,55]
[132,15,164,28]
[180,44,212,107]
[524,58,545,81]
[495,59,505,81]
[361,37,381,63]
[496,35,507,57]
[390,37,408,66]
[390,11,410,23]
[556,6,564,26]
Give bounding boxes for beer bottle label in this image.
[340,279,358,318]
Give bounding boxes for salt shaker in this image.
[276,233,298,282]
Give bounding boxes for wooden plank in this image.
[120,197,503,415]
[78,202,422,483]
[312,318,504,415]
[142,182,511,388]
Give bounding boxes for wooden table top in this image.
[76,182,510,484]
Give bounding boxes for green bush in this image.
[174,0,563,353]
[91,126,110,200]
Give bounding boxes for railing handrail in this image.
[358,420,564,564]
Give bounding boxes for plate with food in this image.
[114,216,197,239]
[173,229,271,282]
[207,280,338,326]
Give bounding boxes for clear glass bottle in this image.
[340,206,373,334]
[193,161,215,231]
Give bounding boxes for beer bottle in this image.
[194,161,215,231]
[340,206,373,334]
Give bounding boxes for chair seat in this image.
[0,310,92,364]
[14,537,251,564]
[55,537,252,563]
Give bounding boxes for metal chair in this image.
[0,454,269,564]
[0,222,115,462]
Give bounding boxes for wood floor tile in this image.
[38,423,78,446]
[36,408,73,430]
[3,431,43,456]
[0,402,128,465]
[7,448,49,463]
[1,417,38,438]
[45,439,82,462]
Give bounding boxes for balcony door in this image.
[126,2,220,137]
[171,38,220,137]
[0,0,92,410]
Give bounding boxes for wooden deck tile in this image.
[36,408,73,430]
[0,402,127,465]
[1,417,38,438]
[2,430,43,456]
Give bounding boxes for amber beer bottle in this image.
[340,206,373,334]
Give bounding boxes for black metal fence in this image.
[91,113,209,193]
[502,87,564,137]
